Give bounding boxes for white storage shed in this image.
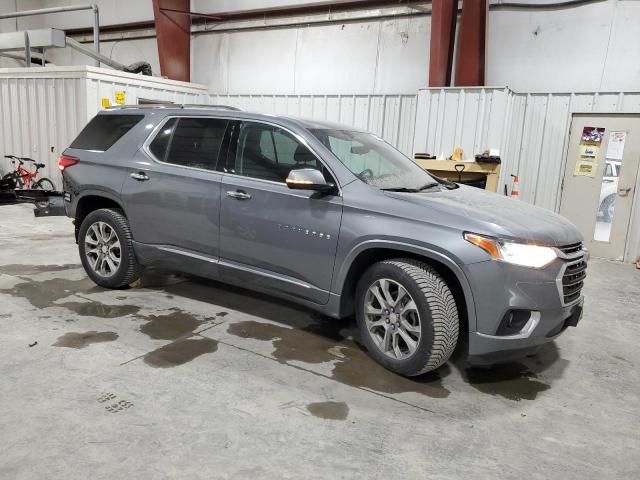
[0,66,209,189]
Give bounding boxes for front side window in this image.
[149,117,228,171]
[311,129,437,191]
[224,122,328,183]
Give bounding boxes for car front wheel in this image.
[355,259,459,376]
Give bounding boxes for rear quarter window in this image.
[70,114,144,151]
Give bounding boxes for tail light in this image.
[58,155,79,171]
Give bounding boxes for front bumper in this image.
[464,253,586,366]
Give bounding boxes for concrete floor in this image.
[0,203,639,480]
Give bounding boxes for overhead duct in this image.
[0,4,100,66]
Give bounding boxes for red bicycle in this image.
[3,155,55,190]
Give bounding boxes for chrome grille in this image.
[558,242,583,256]
[557,242,586,305]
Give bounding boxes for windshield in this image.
[310,129,438,190]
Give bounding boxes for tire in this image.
[600,194,615,222]
[1,173,17,191]
[355,259,459,376]
[78,208,144,288]
[33,177,55,191]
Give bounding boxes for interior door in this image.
[559,114,640,260]
[218,121,343,304]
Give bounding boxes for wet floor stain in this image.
[143,337,218,368]
[306,401,349,420]
[227,319,450,398]
[460,344,568,401]
[140,308,203,340]
[0,264,82,275]
[0,276,98,309]
[463,364,550,401]
[58,302,140,318]
[52,331,118,349]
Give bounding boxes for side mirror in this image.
[285,168,335,192]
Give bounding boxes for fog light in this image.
[497,310,533,336]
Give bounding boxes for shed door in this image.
[559,114,640,261]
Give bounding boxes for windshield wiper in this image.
[417,182,440,191]
[381,182,440,193]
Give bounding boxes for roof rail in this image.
[106,104,241,111]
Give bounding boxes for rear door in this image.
[121,115,229,258]
[217,120,343,304]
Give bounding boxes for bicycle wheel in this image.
[34,177,55,191]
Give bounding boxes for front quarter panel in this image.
[333,181,484,330]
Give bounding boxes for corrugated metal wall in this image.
[209,94,418,156]
[0,76,87,190]
[0,67,208,190]
[414,87,640,211]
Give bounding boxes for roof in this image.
[103,104,366,132]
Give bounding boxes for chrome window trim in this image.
[141,114,342,195]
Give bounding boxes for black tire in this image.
[78,208,144,288]
[600,194,615,222]
[355,259,459,376]
[1,173,17,191]
[33,177,55,191]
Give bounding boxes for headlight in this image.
[464,232,557,268]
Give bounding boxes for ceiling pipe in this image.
[0,4,100,66]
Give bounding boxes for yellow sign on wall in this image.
[115,91,126,105]
[101,97,111,108]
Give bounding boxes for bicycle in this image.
[3,155,55,190]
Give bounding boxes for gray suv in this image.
[60,105,586,376]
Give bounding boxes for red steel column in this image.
[429,0,457,87]
[152,0,191,82]
[454,0,488,86]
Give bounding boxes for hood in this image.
[383,185,583,247]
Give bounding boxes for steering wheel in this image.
[357,168,374,181]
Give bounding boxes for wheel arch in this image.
[335,241,476,333]
[74,191,125,242]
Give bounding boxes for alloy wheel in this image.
[363,278,421,360]
[84,221,121,277]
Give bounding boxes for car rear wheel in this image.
[355,259,459,376]
[78,208,143,288]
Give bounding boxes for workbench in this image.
[414,159,501,192]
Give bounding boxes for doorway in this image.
[559,114,640,261]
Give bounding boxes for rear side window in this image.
[148,118,177,161]
[70,114,144,151]
[149,117,228,171]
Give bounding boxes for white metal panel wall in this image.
[208,94,418,155]
[0,76,87,189]
[413,88,640,211]
[0,67,209,190]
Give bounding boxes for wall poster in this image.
[574,126,605,177]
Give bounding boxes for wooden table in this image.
[415,159,501,192]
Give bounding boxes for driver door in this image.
[218,121,343,304]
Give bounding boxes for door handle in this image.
[130,172,149,181]
[226,190,251,200]
[618,187,632,196]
